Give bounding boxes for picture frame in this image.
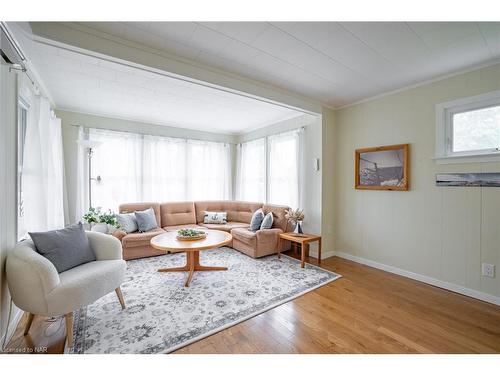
[355,144,409,191]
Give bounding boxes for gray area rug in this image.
[70,247,341,354]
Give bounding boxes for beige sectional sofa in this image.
[113,200,292,260]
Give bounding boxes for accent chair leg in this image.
[24,313,35,335]
[115,287,126,309]
[65,312,73,347]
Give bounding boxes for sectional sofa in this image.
[112,201,292,260]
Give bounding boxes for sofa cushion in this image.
[121,228,165,248]
[194,201,262,224]
[231,227,257,246]
[160,201,197,227]
[198,221,249,232]
[135,208,158,232]
[163,224,205,232]
[249,208,264,232]
[29,222,96,273]
[119,202,161,227]
[263,204,291,232]
[115,212,138,233]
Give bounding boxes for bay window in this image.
[84,128,232,213]
[236,129,302,209]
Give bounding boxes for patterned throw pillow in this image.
[203,211,228,224]
[116,213,138,233]
[260,212,274,230]
[250,209,264,232]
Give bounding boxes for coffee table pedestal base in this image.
[158,250,227,287]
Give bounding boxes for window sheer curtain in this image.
[85,129,232,212]
[268,129,301,208]
[142,135,187,202]
[235,138,266,202]
[89,128,142,212]
[235,128,303,209]
[22,95,65,232]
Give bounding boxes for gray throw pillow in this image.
[260,212,274,230]
[29,222,96,273]
[250,209,264,232]
[134,208,158,232]
[116,212,138,233]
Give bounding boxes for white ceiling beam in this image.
[29,22,324,115]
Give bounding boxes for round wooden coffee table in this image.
[150,230,232,287]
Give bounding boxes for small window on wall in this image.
[436,91,500,163]
[17,99,29,241]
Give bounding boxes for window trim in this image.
[17,97,29,241]
[435,90,500,164]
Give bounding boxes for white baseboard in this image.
[1,307,23,352]
[334,250,500,306]
[309,249,335,260]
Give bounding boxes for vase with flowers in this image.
[285,208,305,236]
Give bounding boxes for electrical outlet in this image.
[482,263,495,278]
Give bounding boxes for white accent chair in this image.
[6,231,127,347]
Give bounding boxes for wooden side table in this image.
[278,232,322,268]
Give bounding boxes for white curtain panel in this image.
[235,138,266,202]
[22,96,65,232]
[89,128,142,212]
[74,127,88,222]
[186,140,232,201]
[86,129,232,210]
[142,135,187,202]
[267,129,302,209]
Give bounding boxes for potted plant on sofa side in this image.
[83,207,120,234]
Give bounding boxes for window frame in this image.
[435,90,500,164]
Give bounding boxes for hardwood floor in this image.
[6,253,500,354]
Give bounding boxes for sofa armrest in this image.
[256,228,283,242]
[86,231,123,260]
[111,229,127,241]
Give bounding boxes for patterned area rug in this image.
[70,247,341,354]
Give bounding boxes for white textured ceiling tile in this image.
[122,24,166,51]
[200,22,270,45]
[186,25,234,55]
[478,23,500,57]
[37,22,500,111]
[147,22,198,46]
[79,22,127,38]
[407,22,479,49]
[340,22,431,63]
[30,41,304,133]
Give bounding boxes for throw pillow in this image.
[115,212,138,233]
[203,211,228,224]
[29,222,96,273]
[250,208,265,232]
[260,212,274,230]
[134,208,158,232]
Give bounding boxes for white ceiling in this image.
[27,41,305,134]
[77,22,500,107]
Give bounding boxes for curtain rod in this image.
[69,124,236,146]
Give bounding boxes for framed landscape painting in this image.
[355,144,409,191]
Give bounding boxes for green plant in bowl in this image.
[177,229,205,237]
